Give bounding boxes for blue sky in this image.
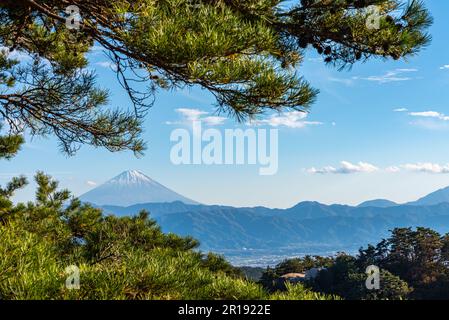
[3,0,449,208]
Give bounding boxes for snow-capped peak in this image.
[109,170,156,185]
[79,169,199,206]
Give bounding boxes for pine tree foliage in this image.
[0,0,432,154]
[0,131,23,160]
[0,172,338,300]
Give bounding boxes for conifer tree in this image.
[0,0,432,155]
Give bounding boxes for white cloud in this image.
[385,166,401,173]
[409,111,449,121]
[440,65,449,70]
[250,111,322,129]
[396,68,418,73]
[355,69,418,84]
[86,180,97,187]
[330,69,418,86]
[176,108,208,121]
[307,161,449,175]
[396,110,449,130]
[308,161,379,174]
[401,163,449,174]
[168,108,226,126]
[393,108,408,112]
[202,116,227,126]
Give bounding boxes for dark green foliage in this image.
[200,252,245,278]
[260,227,449,300]
[313,254,411,300]
[0,54,144,155]
[0,174,27,222]
[238,266,265,282]
[0,134,23,160]
[273,256,334,275]
[259,267,281,292]
[364,270,412,300]
[0,175,27,198]
[261,252,411,300]
[0,0,432,156]
[259,255,334,292]
[0,172,337,300]
[358,227,449,299]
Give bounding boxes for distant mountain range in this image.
[357,199,398,208]
[79,170,198,206]
[406,186,449,206]
[81,170,449,264]
[101,200,449,252]
[357,186,449,207]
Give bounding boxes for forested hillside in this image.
[260,227,449,300]
[0,172,337,300]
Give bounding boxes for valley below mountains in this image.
[81,171,449,266]
[100,200,449,265]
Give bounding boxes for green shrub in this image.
[270,283,341,301]
[0,172,337,300]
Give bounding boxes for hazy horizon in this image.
[3,0,449,209]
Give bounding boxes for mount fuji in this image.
[79,170,199,206]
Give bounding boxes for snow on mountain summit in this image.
[110,170,158,186]
[79,170,199,206]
